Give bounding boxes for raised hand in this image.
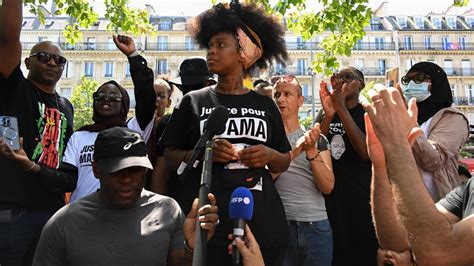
[319,81,335,117]
[112,34,136,56]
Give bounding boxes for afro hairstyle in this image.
[188,2,288,72]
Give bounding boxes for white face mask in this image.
[402,81,431,102]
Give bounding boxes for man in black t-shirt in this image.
[320,67,378,265]
[0,1,74,265]
[366,86,474,265]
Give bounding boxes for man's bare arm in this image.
[0,0,22,78]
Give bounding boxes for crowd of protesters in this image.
[1,0,474,266]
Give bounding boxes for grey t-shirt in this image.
[275,127,329,222]
[438,178,474,219]
[33,190,185,266]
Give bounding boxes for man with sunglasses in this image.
[273,75,335,265]
[0,1,74,265]
[319,67,378,265]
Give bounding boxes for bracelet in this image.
[306,150,320,161]
[24,161,36,171]
[184,240,194,253]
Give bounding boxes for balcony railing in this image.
[444,68,474,76]
[22,41,399,52]
[22,42,144,51]
[273,67,310,76]
[359,67,389,76]
[399,42,474,51]
[453,96,474,106]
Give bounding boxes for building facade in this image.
[19,4,474,122]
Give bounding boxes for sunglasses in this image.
[333,72,363,84]
[270,75,299,86]
[401,73,431,85]
[93,92,123,102]
[30,52,67,66]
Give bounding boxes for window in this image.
[156,59,167,74]
[397,16,407,29]
[424,35,432,49]
[126,88,136,108]
[462,60,471,76]
[297,36,305,50]
[355,58,364,70]
[38,37,47,42]
[446,16,457,29]
[442,36,450,50]
[158,19,172,30]
[466,17,474,28]
[107,38,116,50]
[87,37,96,50]
[403,36,413,50]
[84,61,94,77]
[451,84,458,98]
[185,36,194,50]
[301,84,308,98]
[125,62,131,78]
[370,18,382,30]
[375,37,384,50]
[405,59,416,72]
[414,17,424,29]
[444,59,454,75]
[465,85,474,104]
[459,36,466,50]
[104,62,114,78]
[432,17,442,29]
[157,36,168,51]
[59,88,72,100]
[378,59,386,75]
[296,59,307,76]
[61,61,74,78]
[275,63,284,75]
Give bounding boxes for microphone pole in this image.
[192,140,213,266]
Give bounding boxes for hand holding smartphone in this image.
[0,116,20,150]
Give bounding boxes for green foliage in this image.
[299,116,313,130]
[248,0,371,76]
[359,80,375,103]
[459,149,472,158]
[23,0,154,44]
[454,0,470,7]
[70,76,97,130]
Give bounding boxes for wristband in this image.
[306,150,320,161]
[24,161,36,171]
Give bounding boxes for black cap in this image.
[93,127,153,173]
[170,57,215,86]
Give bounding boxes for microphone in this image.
[229,187,254,266]
[178,105,229,181]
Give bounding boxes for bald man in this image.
[0,1,74,265]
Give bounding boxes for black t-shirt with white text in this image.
[160,87,290,250]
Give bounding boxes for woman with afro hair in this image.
[160,2,291,265]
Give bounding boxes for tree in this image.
[24,0,470,74]
[70,76,97,130]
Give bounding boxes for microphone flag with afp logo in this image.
[229,187,254,266]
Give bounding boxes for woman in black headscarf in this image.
[400,62,469,201]
[62,80,130,203]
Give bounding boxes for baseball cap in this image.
[93,127,153,174]
[170,57,215,86]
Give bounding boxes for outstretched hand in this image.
[183,193,219,250]
[319,81,335,117]
[113,34,136,56]
[0,137,32,169]
[227,225,265,266]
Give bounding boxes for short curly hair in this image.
[188,2,288,72]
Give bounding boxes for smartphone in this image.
[0,116,20,150]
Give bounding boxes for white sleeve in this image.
[62,132,78,166]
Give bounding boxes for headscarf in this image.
[407,62,453,124]
[77,80,130,132]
